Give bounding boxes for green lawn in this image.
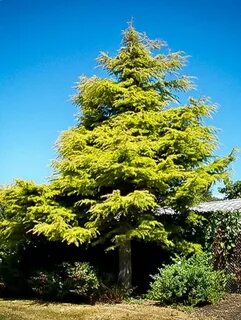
[0,299,204,320]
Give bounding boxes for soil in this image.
[194,294,241,320]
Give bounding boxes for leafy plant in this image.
[30,270,63,300]
[62,262,100,301]
[29,262,100,302]
[147,253,228,306]
[205,210,241,269]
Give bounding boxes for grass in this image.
[0,299,207,320]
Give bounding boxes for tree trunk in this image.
[118,240,132,289]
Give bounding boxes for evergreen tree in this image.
[0,25,234,289]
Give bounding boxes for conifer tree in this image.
[0,24,234,289]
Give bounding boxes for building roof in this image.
[156,198,241,215]
[193,198,241,213]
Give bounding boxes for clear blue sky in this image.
[1,0,241,186]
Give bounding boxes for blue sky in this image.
[1,0,241,187]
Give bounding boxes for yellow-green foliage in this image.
[0,25,234,252]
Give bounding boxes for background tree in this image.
[0,24,234,289]
[219,180,241,199]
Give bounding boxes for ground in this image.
[0,299,202,320]
[194,294,241,320]
[1,295,241,320]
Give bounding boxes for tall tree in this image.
[0,25,234,289]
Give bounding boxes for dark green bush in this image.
[147,253,228,306]
[29,262,100,302]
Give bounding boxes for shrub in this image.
[29,271,63,300]
[62,262,100,302]
[147,253,229,306]
[97,284,132,304]
[29,262,100,302]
